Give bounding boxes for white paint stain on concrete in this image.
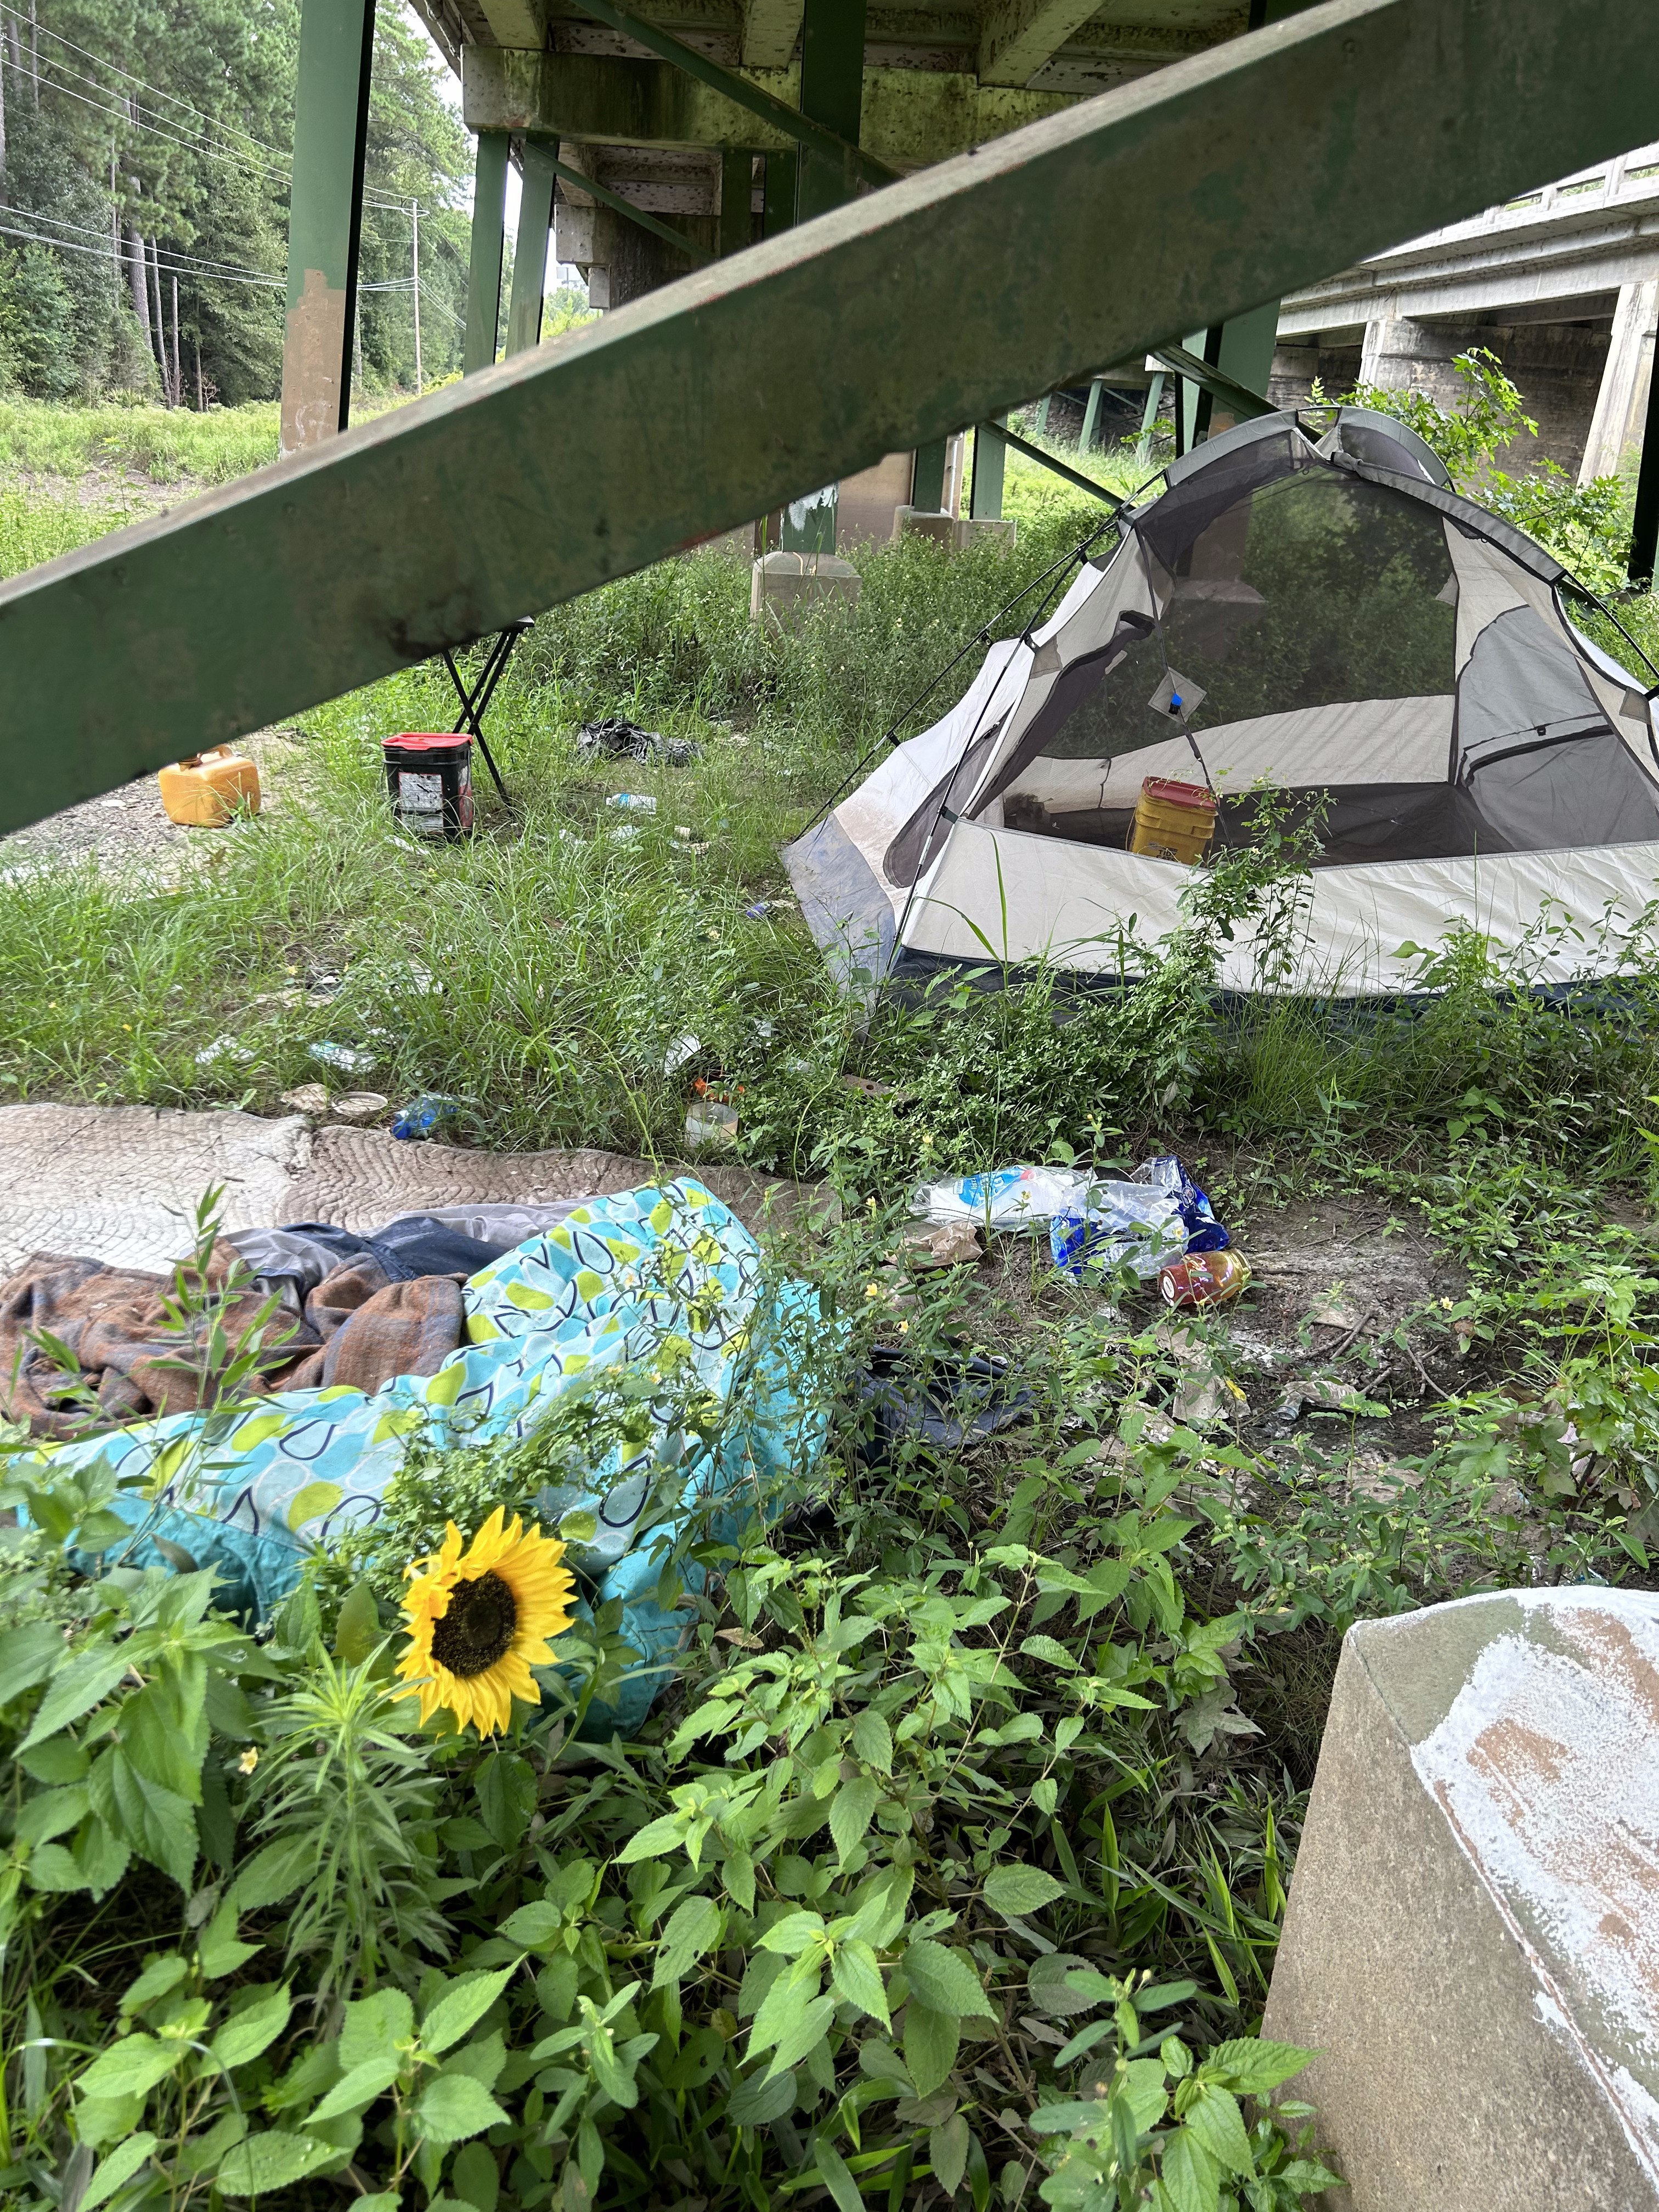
[1411,1589,1659,2183]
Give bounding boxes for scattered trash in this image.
[607,825,641,844]
[901,1220,983,1270]
[1159,1250,1252,1310]
[675,825,693,838]
[1274,1375,1391,1421]
[194,1034,253,1068]
[663,1034,701,1076]
[1173,1373,1230,1429]
[391,1094,460,1141]
[685,1098,738,1147]
[854,1345,1031,1463]
[311,1042,377,1075]
[326,1091,387,1126]
[744,900,771,918]
[251,988,306,1011]
[912,1165,1096,1234]
[1131,1155,1229,1252]
[1051,1182,1187,1282]
[606,792,658,815]
[280,1084,331,1115]
[1306,1285,1360,1329]
[1346,1459,1423,1505]
[577,716,699,768]
[844,1074,901,1099]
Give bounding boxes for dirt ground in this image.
[922,1184,1468,1477]
[0,730,299,873]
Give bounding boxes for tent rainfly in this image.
[785,408,1659,999]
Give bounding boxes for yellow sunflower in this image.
[396,1505,575,1737]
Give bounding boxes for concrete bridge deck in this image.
[1273,142,1659,481]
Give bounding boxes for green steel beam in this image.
[505,140,557,357]
[463,132,510,375]
[577,0,894,191]
[464,47,1069,170]
[279,0,376,455]
[1003,425,1123,508]
[1152,341,1278,432]
[979,0,1103,90]
[5,0,1659,835]
[547,150,716,268]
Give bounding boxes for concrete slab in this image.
[0,1108,834,1282]
[0,1103,311,1275]
[1263,1587,1659,2210]
[277,1128,836,1243]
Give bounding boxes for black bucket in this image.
[382,732,474,840]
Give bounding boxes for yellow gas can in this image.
[157,747,262,827]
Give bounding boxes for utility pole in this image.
[411,198,422,394]
[27,0,37,110]
[149,239,170,404]
[171,274,180,408]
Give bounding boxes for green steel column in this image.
[784,0,866,552]
[279,0,376,456]
[1630,358,1659,588]
[1187,0,1319,442]
[970,416,1007,519]
[1034,392,1051,436]
[1178,326,1209,450]
[911,441,947,511]
[1080,376,1105,450]
[763,152,797,239]
[1139,371,1166,436]
[464,132,510,375]
[505,140,557,357]
[720,149,753,257]
[794,0,867,224]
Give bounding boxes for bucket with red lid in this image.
[382,733,474,840]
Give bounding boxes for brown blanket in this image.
[0,1245,465,1441]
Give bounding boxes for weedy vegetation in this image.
[0,373,1655,2209]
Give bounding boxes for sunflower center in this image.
[430,1571,517,1678]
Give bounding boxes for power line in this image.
[0,3,292,170]
[2,10,460,223]
[4,201,286,284]
[0,218,284,287]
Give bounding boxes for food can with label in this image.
[1158,1249,1251,1310]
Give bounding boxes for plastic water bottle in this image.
[606,793,658,814]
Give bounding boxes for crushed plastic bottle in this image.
[1050,1183,1187,1282]
[391,1093,459,1141]
[605,792,658,814]
[911,1165,1097,1234]
[1131,1155,1229,1252]
[310,1041,377,1075]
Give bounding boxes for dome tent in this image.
[784,408,1659,1000]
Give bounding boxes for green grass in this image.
[0,395,282,485]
